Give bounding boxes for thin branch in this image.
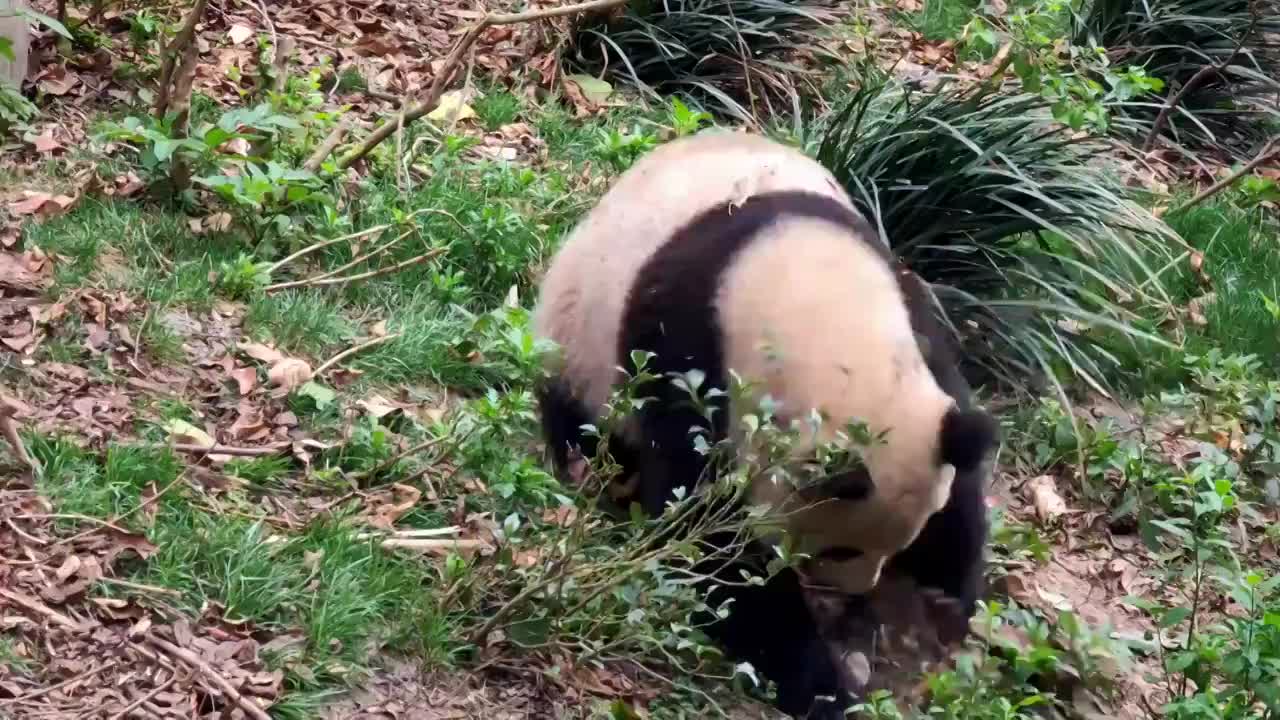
[0,659,116,706]
[106,674,176,720]
[0,392,35,470]
[1142,10,1258,152]
[0,587,94,632]
[169,443,288,457]
[380,538,490,552]
[303,117,350,172]
[338,0,630,169]
[264,208,440,274]
[1172,137,1279,213]
[314,333,402,377]
[154,0,209,119]
[264,228,413,292]
[267,247,447,292]
[146,634,272,720]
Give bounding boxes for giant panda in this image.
[532,130,999,718]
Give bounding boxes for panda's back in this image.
[533,131,859,411]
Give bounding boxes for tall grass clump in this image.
[1073,0,1280,157]
[567,0,842,122]
[816,77,1184,394]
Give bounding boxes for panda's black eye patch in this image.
[815,546,865,562]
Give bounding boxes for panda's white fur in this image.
[533,130,961,594]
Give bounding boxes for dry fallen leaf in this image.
[10,191,53,216]
[31,129,62,154]
[268,358,313,390]
[228,24,255,45]
[1027,475,1068,521]
[230,366,258,395]
[237,340,286,364]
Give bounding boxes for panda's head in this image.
[773,402,999,596]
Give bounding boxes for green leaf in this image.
[298,381,336,409]
[17,7,72,40]
[565,74,614,104]
[0,37,14,62]
[152,138,179,162]
[1159,607,1191,628]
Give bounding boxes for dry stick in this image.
[266,207,439,274]
[339,0,631,169]
[96,576,183,597]
[0,660,118,707]
[0,393,34,470]
[271,36,295,95]
[264,228,413,292]
[270,247,447,292]
[146,634,273,720]
[0,587,92,632]
[154,0,208,118]
[105,674,176,720]
[169,442,288,457]
[1172,137,1280,213]
[381,538,489,552]
[303,117,350,172]
[1142,12,1257,153]
[314,333,403,377]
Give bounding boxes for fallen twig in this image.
[169,442,289,457]
[106,674,176,720]
[96,576,184,597]
[355,526,460,541]
[0,659,117,707]
[264,228,413,292]
[147,634,273,720]
[268,247,447,292]
[380,538,489,552]
[303,117,350,172]
[0,391,36,471]
[338,0,631,169]
[314,333,403,377]
[0,587,95,632]
[1171,137,1279,214]
[265,208,439,275]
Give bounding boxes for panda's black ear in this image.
[939,406,999,473]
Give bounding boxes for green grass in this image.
[1163,196,1280,363]
[28,436,182,526]
[911,0,981,40]
[12,27,1280,719]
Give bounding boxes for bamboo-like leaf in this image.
[815,78,1186,394]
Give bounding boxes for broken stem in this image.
[147,634,272,720]
[302,117,350,172]
[314,333,403,377]
[1171,137,1279,214]
[268,248,446,292]
[264,228,413,292]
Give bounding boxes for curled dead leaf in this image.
[230,366,258,395]
[268,358,313,390]
[1027,475,1068,521]
[237,340,286,364]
